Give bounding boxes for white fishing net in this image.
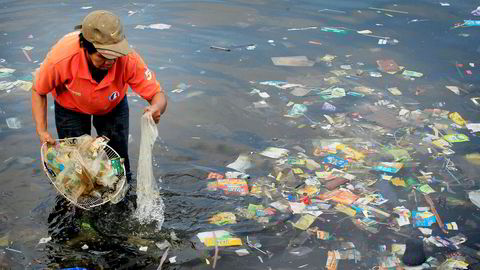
[134,112,165,230]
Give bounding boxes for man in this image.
[32,10,167,182]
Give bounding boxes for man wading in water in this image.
[31,10,167,184]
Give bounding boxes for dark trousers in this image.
[54,97,131,181]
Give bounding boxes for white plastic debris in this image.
[271,56,314,67]
[287,26,317,31]
[466,123,480,133]
[170,231,179,241]
[250,88,270,99]
[225,171,249,179]
[155,240,171,250]
[149,23,172,30]
[290,87,312,97]
[0,80,32,91]
[468,190,480,208]
[139,246,148,252]
[0,68,15,73]
[235,248,250,256]
[418,227,432,235]
[399,109,410,116]
[135,24,171,30]
[81,244,89,250]
[445,86,460,95]
[38,237,52,245]
[258,91,270,98]
[259,147,289,159]
[357,30,373,34]
[387,87,402,96]
[472,6,480,15]
[253,100,269,108]
[226,154,252,172]
[6,118,21,129]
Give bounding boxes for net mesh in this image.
[134,112,165,230]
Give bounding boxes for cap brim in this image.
[94,38,130,59]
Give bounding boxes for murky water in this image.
[1,0,480,269]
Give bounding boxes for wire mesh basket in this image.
[40,137,126,210]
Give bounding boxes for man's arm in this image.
[32,86,55,144]
[124,51,168,123]
[145,89,167,123]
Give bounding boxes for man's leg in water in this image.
[92,97,131,182]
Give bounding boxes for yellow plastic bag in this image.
[449,112,467,126]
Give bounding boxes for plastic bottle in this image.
[46,148,65,174]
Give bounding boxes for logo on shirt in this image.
[108,91,120,101]
[144,68,152,80]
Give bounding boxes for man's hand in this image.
[37,130,55,145]
[144,104,163,123]
[145,91,167,124]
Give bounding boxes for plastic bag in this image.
[76,135,96,158]
[135,112,165,230]
[469,190,480,208]
[89,149,108,178]
[55,160,86,202]
[70,150,95,193]
[76,135,109,157]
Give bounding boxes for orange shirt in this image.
[34,31,163,115]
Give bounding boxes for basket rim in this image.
[40,137,126,210]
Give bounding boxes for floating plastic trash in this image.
[6,117,21,129]
[287,104,308,117]
[321,27,347,34]
[135,23,171,30]
[271,56,315,67]
[463,20,480,26]
[402,70,424,77]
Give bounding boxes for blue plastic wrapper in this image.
[372,162,403,173]
[324,155,348,168]
[464,20,480,26]
[412,211,436,227]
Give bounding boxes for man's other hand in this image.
[38,130,55,145]
[143,104,162,123]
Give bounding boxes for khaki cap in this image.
[81,10,130,59]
